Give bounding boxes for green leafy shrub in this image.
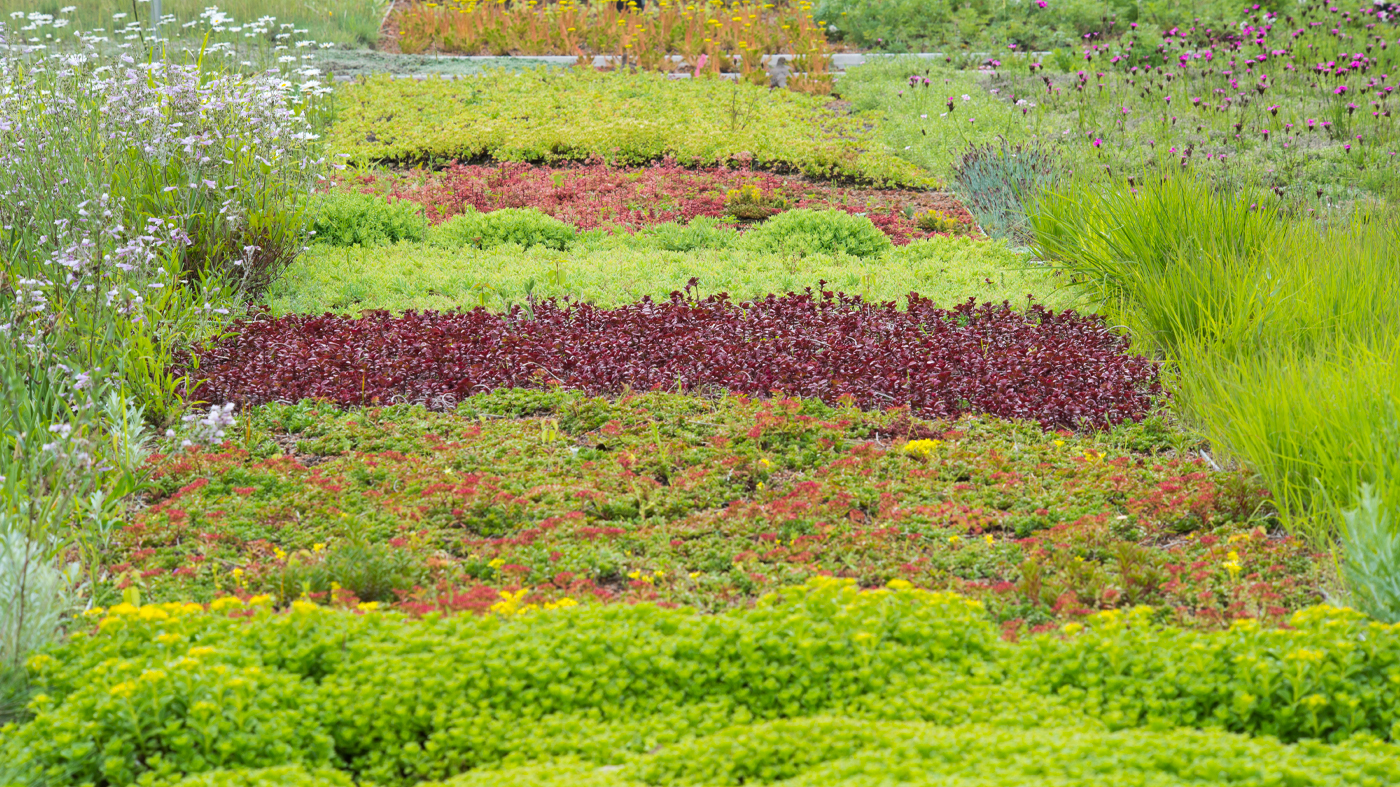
[742,209,892,258]
[309,192,429,247]
[428,208,576,251]
[8,614,335,786]
[7,581,1400,787]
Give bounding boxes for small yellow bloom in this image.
[155,632,183,645]
[357,601,380,612]
[109,681,136,697]
[313,543,325,552]
[108,602,139,617]
[488,558,505,569]
[984,534,995,546]
[1223,550,1242,576]
[209,596,244,612]
[83,606,106,618]
[1062,622,1084,635]
[187,647,217,658]
[247,594,273,606]
[948,535,961,544]
[1053,439,1065,447]
[291,599,319,614]
[689,571,700,579]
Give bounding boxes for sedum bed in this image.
[4,580,1399,786]
[328,70,931,187]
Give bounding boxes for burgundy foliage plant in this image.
[187,286,1161,429]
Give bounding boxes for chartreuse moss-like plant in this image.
[267,233,1067,317]
[327,70,932,188]
[4,580,1400,786]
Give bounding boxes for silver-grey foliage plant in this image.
[1341,483,1400,624]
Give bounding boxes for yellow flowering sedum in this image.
[902,439,943,460]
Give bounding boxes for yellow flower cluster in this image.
[902,439,943,460]
[1223,550,1242,578]
[782,575,985,616]
[489,588,579,616]
[627,568,665,585]
[97,601,205,631]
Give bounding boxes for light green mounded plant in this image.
[634,216,738,252]
[741,209,893,258]
[309,192,430,248]
[429,208,577,251]
[8,652,336,787]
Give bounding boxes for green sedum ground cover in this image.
[5,581,1400,786]
[327,70,932,186]
[266,232,1072,315]
[112,391,1322,627]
